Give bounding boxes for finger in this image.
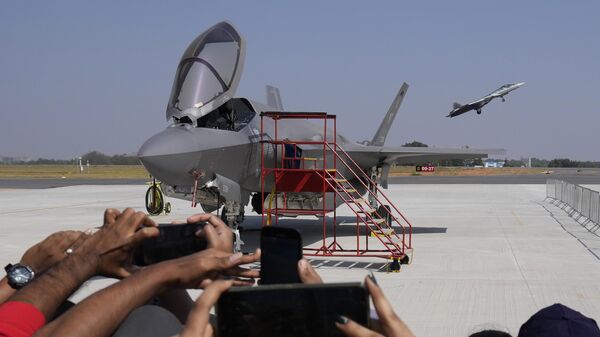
[127,226,160,248]
[114,208,136,228]
[125,212,157,235]
[186,213,211,224]
[231,278,255,287]
[224,266,260,279]
[201,224,221,249]
[365,277,397,324]
[298,259,323,284]
[183,280,233,337]
[203,323,214,337]
[103,208,121,225]
[335,316,384,337]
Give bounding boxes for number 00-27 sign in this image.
[416,165,435,172]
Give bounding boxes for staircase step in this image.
[339,188,357,193]
[327,178,348,183]
[370,228,396,237]
[365,218,386,224]
[302,157,319,161]
[356,208,376,214]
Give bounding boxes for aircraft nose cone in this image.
[138,125,201,185]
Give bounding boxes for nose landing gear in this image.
[145,178,171,215]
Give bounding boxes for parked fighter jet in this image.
[447,82,525,118]
[138,21,502,229]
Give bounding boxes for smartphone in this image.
[133,223,207,266]
[217,283,369,337]
[260,226,302,284]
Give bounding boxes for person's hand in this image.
[160,247,260,289]
[298,259,323,284]
[78,208,159,278]
[186,213,234,253]
[20,231,85,273]
[178,280,234,337]
[335,276,416,337]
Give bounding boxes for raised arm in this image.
[6,208,157,321]
[36,248,260,337]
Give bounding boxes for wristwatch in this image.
[4,263,35,289]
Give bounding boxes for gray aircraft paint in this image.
[138,21,504,216]
[447,82,525,117]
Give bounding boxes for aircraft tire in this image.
[165,202,171,214]
[145,185,164,215]
[476,110,482,115]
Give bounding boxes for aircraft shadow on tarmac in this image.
[237,215,446,271]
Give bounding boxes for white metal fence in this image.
[546,179,600,226]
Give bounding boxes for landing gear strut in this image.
[221,200,245,252]
[476,109,482,115]
[145,179,171,215]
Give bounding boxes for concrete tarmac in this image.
[1,184,599,336]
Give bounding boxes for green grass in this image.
[0,165,150,179]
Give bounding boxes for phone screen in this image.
[133,223,207,266]
[260,227,302,284]
[217,283,369,337]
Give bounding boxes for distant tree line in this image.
[400,141,600,168]
[0,151,140,165]
[2,147,599,168]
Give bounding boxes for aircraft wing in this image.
[339,145,505,187]
[378,146,504,165]
[343,145,503,165]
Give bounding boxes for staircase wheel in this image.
[145,184,164,215]
[400,255,410,265]
[165,202,172,214]
[378,205,392,226]
[388,258,401,272]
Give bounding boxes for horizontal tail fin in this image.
[370,83,409,147]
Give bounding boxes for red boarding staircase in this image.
[260,111,413,268]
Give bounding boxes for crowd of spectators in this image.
[0,208,598,337]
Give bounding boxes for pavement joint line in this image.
[499,210,539,308]
[537,201,600,261]
[0,198,137,215]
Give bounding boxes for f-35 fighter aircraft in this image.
[138,21,502,229]
[447,82,525,118]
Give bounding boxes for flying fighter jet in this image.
[138,21,503,229]
[447,82,525,118]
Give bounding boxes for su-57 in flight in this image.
[138,21,502,231]
[447,82,525,118]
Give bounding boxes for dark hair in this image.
[469,330,512,337]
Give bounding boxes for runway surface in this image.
[1,183,599,336]
[1,168,599,189]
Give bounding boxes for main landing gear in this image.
[220,200,245,252]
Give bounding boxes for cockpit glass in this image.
[174,60,224,111]
[166,22,243,121]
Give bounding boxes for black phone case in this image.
[133,223,207,266]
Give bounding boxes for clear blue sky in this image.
[1,1,598,160]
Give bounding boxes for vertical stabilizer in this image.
[266,85,284,111]
[370,83,409,146]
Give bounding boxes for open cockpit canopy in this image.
[166,21,245,122]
